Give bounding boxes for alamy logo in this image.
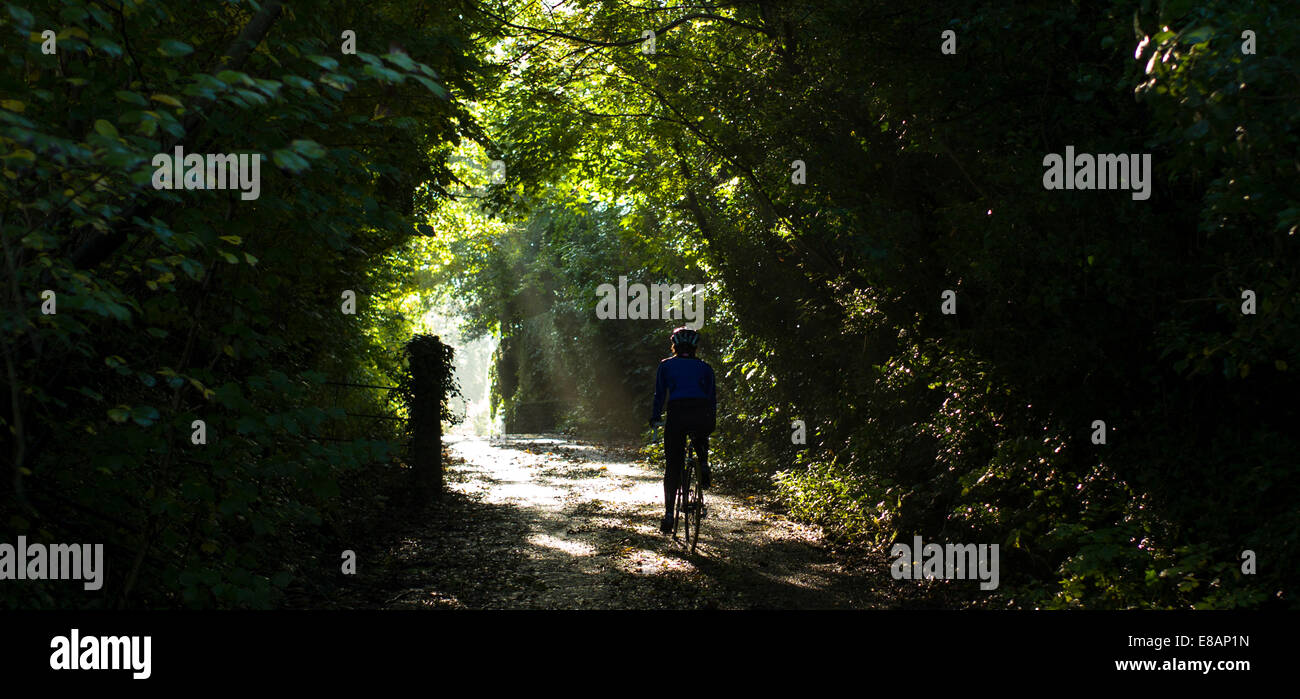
[151,146,261,200]
[595,276,705,327]
[1042,146,1152,201]
[890,535,999,590]
[0,537,104,590]
[50,629,151,680]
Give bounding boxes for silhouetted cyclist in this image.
[649,326,717,535]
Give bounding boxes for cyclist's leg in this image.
[682,403,714,489]
[693,430,711,489]
[663,412,686,523]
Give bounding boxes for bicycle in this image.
[655,425,706,552]
[676,436,706,552]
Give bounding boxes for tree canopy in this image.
[429,0,1298,609]
[2,0,1296,609]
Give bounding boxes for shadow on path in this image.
[317,435,970,609]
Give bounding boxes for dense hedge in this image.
[1,0,494,608]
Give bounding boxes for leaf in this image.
[114,90,148,106]
[0,100,24,113]
[216,70,252,86]
[383,51,416,70]
[150,93,184,107]
[158,39,194,57]
[412,75,447,99]
[283,75,314,91]
[93,119,118,138]
[107,406,130,423]
[218,235,242,245]
[1181,26,1215,45]
[271,149,310,173]
[306,55,339,70]
[91,37,123,58]
[131,405,160,427]
[362,64,403,83]
[7,5,33,27]
[190,378,215,400]
[319,73,354,92]
[290,139,326,159]
[235,88,267,106]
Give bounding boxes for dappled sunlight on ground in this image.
[528,532,597,557]
[317,434,946,610]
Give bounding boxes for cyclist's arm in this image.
[650,362,668,424]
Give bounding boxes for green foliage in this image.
[438,0,1297,608]
[431,187,706,437]
[400,333,463,428]
[6,0,1293,611]
[0,0,496,608]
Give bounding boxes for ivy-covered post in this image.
[404,334,455,499]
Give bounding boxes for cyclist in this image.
[649,326,717,535]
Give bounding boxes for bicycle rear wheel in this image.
[686,460,703,552]
[671,459,686,539]
[679,458,693,542]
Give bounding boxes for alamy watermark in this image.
[0,537,104,590]
[1043,146,1152,201]
[595,276,705,327]
[890,535,999,590]
[152,145,261,200]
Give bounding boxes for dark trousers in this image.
[663,398,715,517]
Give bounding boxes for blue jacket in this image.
[651,356,716,422]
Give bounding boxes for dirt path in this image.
[324,435,937,610]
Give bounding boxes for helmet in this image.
[670,327,700,348]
